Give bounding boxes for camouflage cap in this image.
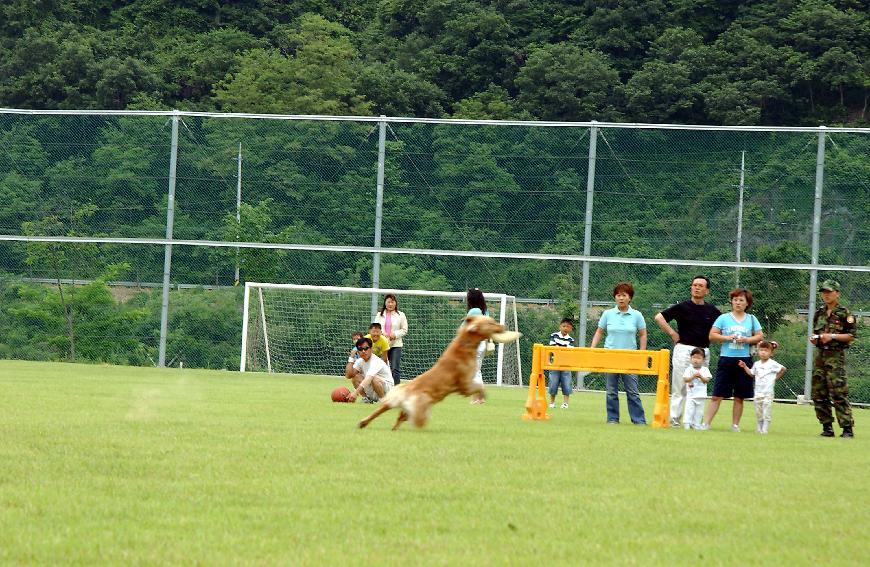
[819,279,840,292]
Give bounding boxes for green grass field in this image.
[1,360,868,565]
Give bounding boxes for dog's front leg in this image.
[461,382,486,399]
[358,403,392,428]
[391,410,409,431]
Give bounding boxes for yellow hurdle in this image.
[523,344,671,428]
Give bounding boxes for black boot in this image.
[820,423,835,437]
[841,426,854,438]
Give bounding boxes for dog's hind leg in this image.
[412,405,431,428]
[358,403,392,429]
[391,410,409,431]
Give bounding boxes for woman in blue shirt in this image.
[701,288,764,432]
[590,282,648,424]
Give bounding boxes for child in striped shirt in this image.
[548,318,576,409]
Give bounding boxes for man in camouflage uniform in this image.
[811,280,856,438]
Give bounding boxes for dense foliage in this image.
[1,0,870,125]
[2,1,870,392]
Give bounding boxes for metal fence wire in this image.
[1,109,869,405]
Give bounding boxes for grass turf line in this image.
[1,360,868,565]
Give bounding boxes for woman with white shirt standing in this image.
[465,288,489,405]
[374,294,408,383]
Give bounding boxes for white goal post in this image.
[240,283,523,386]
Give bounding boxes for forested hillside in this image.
[2,0,870,385]
[2,0,869,125]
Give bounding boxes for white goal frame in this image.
[240,283,523,385]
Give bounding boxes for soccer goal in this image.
[240,283,523,385]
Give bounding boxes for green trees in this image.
[516,44,621,121]
[213,15,371,115]
[2,1,870,372]
[2,1,870,125]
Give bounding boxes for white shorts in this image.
[364,378,393,401]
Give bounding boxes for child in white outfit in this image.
[682,348,712,429]
[738,340,786,434]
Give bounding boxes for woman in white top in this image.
[465,288,489,405]
[374,293,408,383]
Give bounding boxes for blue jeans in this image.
[605,373,646,424]
[548,370,572,397]
[387,347,402,383]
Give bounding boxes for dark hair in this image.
[692,275,711,289]
[729,288,754,308]
[690,347,704,358]
[560,317,575,327]
[613,281,635,299]
[368,322,382,330]
[355,337,373,348]
[466,288,487,313]
[351,330,363,339]
[378,293,398,316]
[758,340,775,350]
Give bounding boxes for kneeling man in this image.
[345,337,394,403]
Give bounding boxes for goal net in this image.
[240,284,523,386]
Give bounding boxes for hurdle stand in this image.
[523,344,671,428]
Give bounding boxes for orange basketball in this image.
[331,386,351,402]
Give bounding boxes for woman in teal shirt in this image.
[590,282,648,424]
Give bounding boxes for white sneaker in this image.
[670,418,681,428]
[697,423,710,431]
[560,402,569,409]
[548,402,556,409]
[731,424,741,433]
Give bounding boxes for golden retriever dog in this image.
[358,315,520,430]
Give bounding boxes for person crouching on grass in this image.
[682,348,712,430]
[345,337,394,403]
[738,340,786,434]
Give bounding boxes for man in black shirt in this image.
[653,276,722,427]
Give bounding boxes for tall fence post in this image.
[234,142,242,286]
[371,116,387,320]
[578,123,598,350]
[804,127,826,398]
[158,111,179,367]
[735,150,745,287]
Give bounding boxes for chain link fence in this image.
[1,110,869,404]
